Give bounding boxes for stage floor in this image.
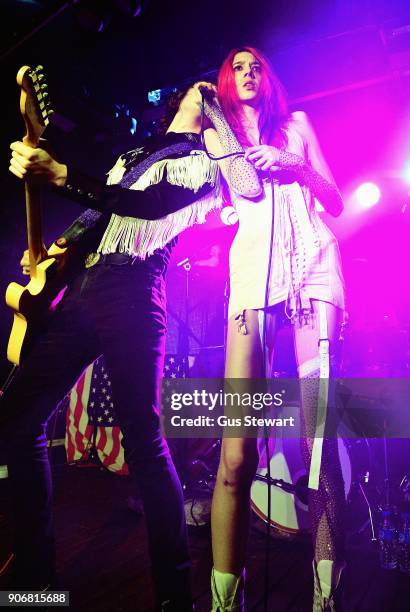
[1,459,409,611]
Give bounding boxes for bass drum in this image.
[250,404,352,538]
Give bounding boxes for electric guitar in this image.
[5,65,68,365]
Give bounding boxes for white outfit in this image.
[228,118,345,321]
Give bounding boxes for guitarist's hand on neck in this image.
[9,140,67,187]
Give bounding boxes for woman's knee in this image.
[218,443,259,493]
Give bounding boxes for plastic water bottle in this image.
[398,512,410,574]
[378,508,397,570]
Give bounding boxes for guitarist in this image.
[2,82,219,611]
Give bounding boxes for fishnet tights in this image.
[299,373,346,563]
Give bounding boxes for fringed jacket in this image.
[56,131,220,261]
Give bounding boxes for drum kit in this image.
[183,396,407,542]
[250,405,352,538]
[182,312,410,540]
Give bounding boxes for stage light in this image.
[404,162,410,183]
[114,1,145,17]
[75,0,147,34]
[130,117,137,135]
[114,103,138,135]
[148,89,161,105]
[355,182,381,208]
[147,86,177,106]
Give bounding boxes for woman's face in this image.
[232,51,262,104]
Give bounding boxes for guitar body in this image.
[6,244,68,364]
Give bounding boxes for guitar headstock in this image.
[17,65,54,147]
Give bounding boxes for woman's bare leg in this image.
[212,309,277,574]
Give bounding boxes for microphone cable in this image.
[199,87,275,609]
[259,169,275,612]
[199,93,245,162]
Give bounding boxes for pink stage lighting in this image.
[404,162,410,183]
[355,182,381,208]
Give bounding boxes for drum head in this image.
[251,432,351,538]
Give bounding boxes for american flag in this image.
[65,355,188,474]
[65,356,128,474]
[163,355,188,379]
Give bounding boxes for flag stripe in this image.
[65,355,186,474]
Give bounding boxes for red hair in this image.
[217,47,289,147]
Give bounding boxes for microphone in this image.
[198,85,216,103]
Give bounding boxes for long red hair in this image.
[217,46,289,147]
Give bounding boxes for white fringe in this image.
[106,155,127,184]
[98,151,221,259]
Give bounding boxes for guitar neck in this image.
[17,66,53,277]
[25,180,46,275]
[22,130,47,276]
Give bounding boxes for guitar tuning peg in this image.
[36,65,44,71]
[41,83,48,90]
